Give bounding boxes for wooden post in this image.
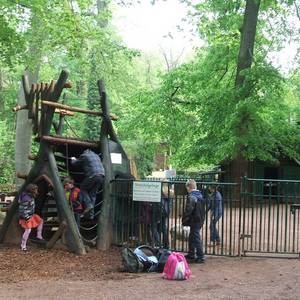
[33,83,40,135]
[47,150,86,255]
[97,80,114,250]
[46,221,67,249]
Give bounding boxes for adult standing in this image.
[71,149,105,219]
[182,179,205,263]
[208,185,223,246]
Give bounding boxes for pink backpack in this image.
[162,252,191,280]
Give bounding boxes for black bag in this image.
[121,247,144,273]
[156,249,171,273]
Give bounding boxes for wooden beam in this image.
[46,221,67,249]
[28,154,38,161]
[4,191,17,197]
[97,80,119,142]
[16,172,27,180]
[34,174,54,188]
[64,82,72,88]
[54,108,75,116]
[41,100,118,120]
[22,74,30,98]
[41,135,99,149]
[47,150,86,255]
[12,104,28,112]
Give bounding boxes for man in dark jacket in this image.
[182,179,205,263]
[71,149,105,219]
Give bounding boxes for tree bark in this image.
[235,0,261,87]
[15,68,39,188]
[97,81,114,250]
[231,0,261,182]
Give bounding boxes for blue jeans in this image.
[188,225,204,259]
[210,215,221,242]
[80,174,104,217]
[152,218,169,248]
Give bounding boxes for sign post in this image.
[133,181,161,202]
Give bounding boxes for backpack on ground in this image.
[121,247,144,273]
[162,252,191,280]
[156,249,171,273]
[133,245,158,272]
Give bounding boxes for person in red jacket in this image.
[63,177,83,228]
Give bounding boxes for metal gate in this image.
[240,178,300,258]
[111,179,241,256]
[112,177,300,258]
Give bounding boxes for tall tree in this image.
[120,0,300,174]
[231,0,261,180]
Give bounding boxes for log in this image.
[64,82,72,88]
[5,191,17,197]
[38,107,74,116]
[21,74,30,98]
[54,109,75,116]
[33,86,40,134]
[41,135,99,149]
[97,80,114,250]
[97,80,118,142]
[46,221,67,249]
[47,150,86,255]
[41,100,118,120]
[28,84,36,119]
[42,71,69,136]
[28,154,38,161]
[0,207,10,213]
[16,172,28,180]
[34,174,54,188]
[0,196,19,243]
[51,70,68,101]
[12,104,28,112]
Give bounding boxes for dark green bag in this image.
[121,247,144,273]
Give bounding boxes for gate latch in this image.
[240,234,252,239]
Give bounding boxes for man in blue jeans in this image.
[182,179,206,263]
[208,185,223,246]
[71,149,105,219]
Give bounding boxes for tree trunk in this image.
[97,81,114,250]
[235,0,261,87]
[15,68,39,188]
[231,0,261,182]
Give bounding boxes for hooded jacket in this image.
[72,149,105,177]
[182,190,205,227]
[18,192,35,220]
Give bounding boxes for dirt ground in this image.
[0,244,299,300]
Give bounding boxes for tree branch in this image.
[295,2,300,20]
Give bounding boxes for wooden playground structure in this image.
[0,70,131,254]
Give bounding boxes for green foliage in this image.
[0,0,141,183]
[0,14,25,67]
[0,0,299,181]
[119,0,300,171]
[0,119,15,183]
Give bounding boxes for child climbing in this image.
[63,176,83,228]
[71,149,105,219]
[18,183,44,251]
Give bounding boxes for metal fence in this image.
[111,177,300,258]
[240,178,300,257]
